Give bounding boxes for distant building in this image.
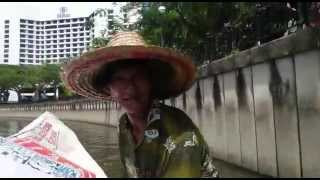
[0,2,140,65]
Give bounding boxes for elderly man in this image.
[62,32,219,178]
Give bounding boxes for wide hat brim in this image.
[61,45,196,101]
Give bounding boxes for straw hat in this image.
[61,31,196,100]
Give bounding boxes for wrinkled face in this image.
[107,65,152,114]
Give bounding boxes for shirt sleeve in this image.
[160,131,219,178]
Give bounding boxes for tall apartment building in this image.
[0,3,137,65]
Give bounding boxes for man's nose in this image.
[123,80,135,93]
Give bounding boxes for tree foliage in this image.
[0,64,64,102]
[135,2,297,66]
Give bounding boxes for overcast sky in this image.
[0,2,115,20]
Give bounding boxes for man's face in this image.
[107,65,152,114]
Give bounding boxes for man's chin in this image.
[122,104,145,114]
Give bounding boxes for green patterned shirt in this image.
[118,102,219,178]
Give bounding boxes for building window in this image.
[5,30,9,34]
[36,60,40,63]
[59,19,64,23]
[4,59,8,63]
[4,20,9,24]
[28,60,33,63]
[45,25,57,29]
[28,25,34,29]
[4,54,9,58]
[4,40,9,43]
[20,59,25,63]
[66,39,70,42]
[5,25,9,29]
[58,24,70,28]
[4,35,9,38]
[28,50,33,53]
[4,45,9,48]
[20,19,26,23]
[66,49,70,52]
[66,44,70,47]
[28,55,33,58]
[28,35,33,38]
[28,45,33,48]
[28,40,33,43]
[4,49,9,53]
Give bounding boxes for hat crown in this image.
[107,31,147,47]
